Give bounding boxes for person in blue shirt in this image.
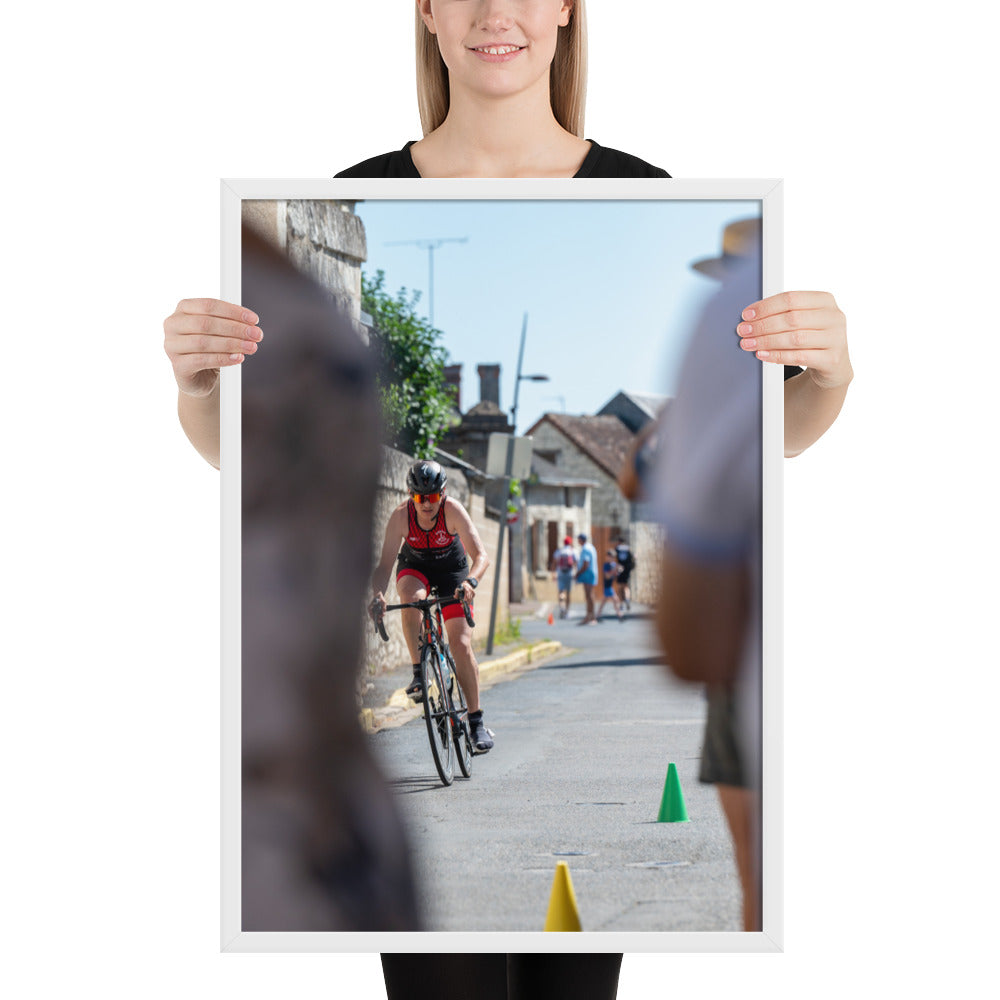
[597,549,624,621]
[574,532,599,625]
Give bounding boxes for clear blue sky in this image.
[354,199,759,434]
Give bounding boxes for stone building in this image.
[524,412,636,551]
[439,363,513,482]
[524,392,670,606]
[520,453,595,603]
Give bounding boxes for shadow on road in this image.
[388,775,463,795]
[540,655,667,671]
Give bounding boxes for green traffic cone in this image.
[657,762,689,822]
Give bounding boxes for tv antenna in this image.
[384,236,468,326]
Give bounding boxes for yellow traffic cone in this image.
[543,861,582,931]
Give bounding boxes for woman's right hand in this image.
[163,298,263,398]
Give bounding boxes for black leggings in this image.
[381,954,623,1000]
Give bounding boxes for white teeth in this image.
[478,45,521,55]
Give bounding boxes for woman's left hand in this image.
[737,291,852,390]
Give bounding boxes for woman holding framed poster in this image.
[165,1,851,473]
[163,1,852,996]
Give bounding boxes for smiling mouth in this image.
[470,44,526,56]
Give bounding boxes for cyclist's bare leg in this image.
[443,614,481,713]
[395,573,427,667]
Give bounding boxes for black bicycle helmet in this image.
[407,460,447,495]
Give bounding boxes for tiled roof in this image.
[621,391,668,419]
[525,413,635,481]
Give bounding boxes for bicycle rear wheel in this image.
[444,646,473,778]
[421,644,454,786]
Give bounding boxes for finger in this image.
[739,328,835,354]
[165,330,261,358]
[741,290,836,322]
[164,311,263,343]
[736,305,841,339]
[749,348,830,368]
[175,298,259,325]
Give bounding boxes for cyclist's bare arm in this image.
[371,502,408,609]
[446,498,490,599]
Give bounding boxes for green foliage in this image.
[491,616,523,645]
[506,477,522,514]
[362,270,458,459]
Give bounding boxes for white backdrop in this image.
[3,2,994,997]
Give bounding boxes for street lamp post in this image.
[486,313,549,653]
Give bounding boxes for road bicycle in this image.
[371,590,474,786]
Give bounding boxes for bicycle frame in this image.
[372,589,474,785]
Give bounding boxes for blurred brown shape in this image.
[240,225,419,931]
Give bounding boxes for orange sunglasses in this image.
[411,491,443,505]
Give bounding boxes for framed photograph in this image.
[220,179,783,953]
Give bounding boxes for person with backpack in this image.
[550,534,577,619]
[614,536,635,611]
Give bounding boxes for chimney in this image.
[478,363,501,407]
[443,364,462,411]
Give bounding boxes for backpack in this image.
[557,549,576,571]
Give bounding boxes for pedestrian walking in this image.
[597,549,624,621]
[613,536,635,611]
[575,532,599,625]
[550,534,577,618]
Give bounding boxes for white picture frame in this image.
[220,178,783,953]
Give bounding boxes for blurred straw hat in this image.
[691,217,762,279]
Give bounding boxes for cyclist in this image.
[371,460,494,754]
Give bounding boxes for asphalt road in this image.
[369,606,741,932]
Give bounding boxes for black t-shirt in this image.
[335,139,669,178]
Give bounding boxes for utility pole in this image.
[384,236,468,326]
[486,313,549,654]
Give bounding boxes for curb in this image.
[359,640,564,734]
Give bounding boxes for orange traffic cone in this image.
[547,611,555,625]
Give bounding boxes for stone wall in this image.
[627,520,665,606]
[362,447,508,677]
[242,199,367,331]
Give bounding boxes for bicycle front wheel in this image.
[444,646,473,778]
[421,644,454,786]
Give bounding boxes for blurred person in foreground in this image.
[653,218,853,931]
[653,238,766,931]
[240,225,418,930]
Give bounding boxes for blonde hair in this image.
[415,1,588,137]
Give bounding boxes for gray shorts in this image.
[698,684,748,788]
